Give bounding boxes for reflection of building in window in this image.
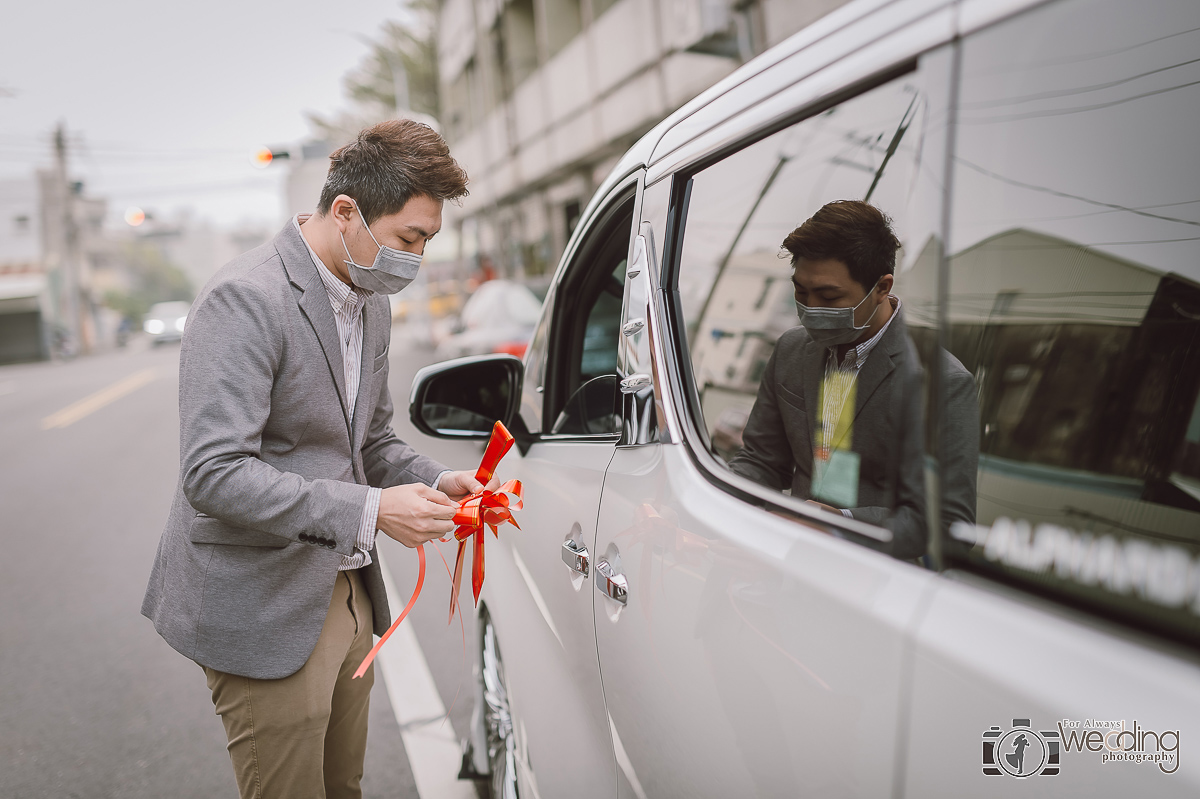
[687,250,796,442]
[931,228,1200,541]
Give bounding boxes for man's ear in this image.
[877,274,895,297]
[330,196,356,233]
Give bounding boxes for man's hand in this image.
[377,484,458,548]
[806,499,842,515]
[437,470,501,502]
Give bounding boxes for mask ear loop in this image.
[852,280,885,331]
[356,202,385,251]
[344,198,384,263]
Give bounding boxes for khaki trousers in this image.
[204,568,375,799]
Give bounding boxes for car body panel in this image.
[596,440,936,797]
[904,575,1200,795]
[487,439,618,798]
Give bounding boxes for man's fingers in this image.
[426,499,458,520]
[416,484,456,506]
[423,517,456,534]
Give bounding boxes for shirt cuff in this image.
[840,508,853,519]
[431,470,452,490]
[356,486,383,558]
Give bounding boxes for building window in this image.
[543,0,582,58]
[564,200,582,240]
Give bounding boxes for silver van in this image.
[410,0,1200,795]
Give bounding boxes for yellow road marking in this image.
[41,368,158,430]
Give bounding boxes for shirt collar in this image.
[836,295,901,370]
[293,214,365,315]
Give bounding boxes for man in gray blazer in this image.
[728,201,978,560]
[143,120,491,799]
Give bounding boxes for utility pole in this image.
[51,123,93,355]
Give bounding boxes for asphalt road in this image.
[0,330,485,799]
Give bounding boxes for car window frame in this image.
[534,179,639,444]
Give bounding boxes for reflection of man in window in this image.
[728,201,977,559]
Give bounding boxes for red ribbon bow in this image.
[354,420,521,679]
[448,421,523,623]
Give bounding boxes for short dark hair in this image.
[782,200,900,289]
[317,119,469,225]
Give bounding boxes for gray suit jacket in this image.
[142,221,447,679]
[728,308,977,559]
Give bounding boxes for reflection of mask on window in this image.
[340,199,422,295]
[795,282,882,347]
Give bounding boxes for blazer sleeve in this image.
[361,347,449,489]
[179,279,369,555]
[727,345,796,491]
[940,356,980,531]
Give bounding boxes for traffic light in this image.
[251,147,291,168]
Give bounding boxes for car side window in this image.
[543,195,635,437]
[668,58,955,560]
[945,0,1200,641]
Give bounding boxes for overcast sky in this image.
[0,0,414,229]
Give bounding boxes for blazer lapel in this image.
[852,308,905,424]
[349,297,376,452]
[277,222,352,439]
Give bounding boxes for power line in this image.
[959,56,1200,110]
[967,24,1200,77]
[100,177,281,198]
[955,158,1200,228]
[959,77,1200,124]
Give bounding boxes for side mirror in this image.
[409,354,524,439]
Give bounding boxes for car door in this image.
[479,181,637,798]
[903,0,1200,793]
[593,42,955,798]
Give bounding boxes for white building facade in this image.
[436,0,848,280]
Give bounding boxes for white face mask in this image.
[795,280,883,347]
[340,200,422,295]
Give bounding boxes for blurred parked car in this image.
[143,301,191,345]
[433,279,542,360]
[409,0,1200,796]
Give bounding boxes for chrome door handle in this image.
[595,558,628,605]
[561,539,589,577]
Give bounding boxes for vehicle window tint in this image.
[518,285,552,434]
[579,259,625,381]
[945,0,1200,641]
[546,199,633,436]
[671,58,955,560]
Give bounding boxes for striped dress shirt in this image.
[295,216,382,570]
[821,295,901,518]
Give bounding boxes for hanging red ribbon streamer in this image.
[353,420,521,679]
[353,543,424,679]
[448,421,523,623]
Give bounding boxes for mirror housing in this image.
[408,354,524,439]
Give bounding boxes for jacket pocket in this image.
[777,381,806,412]
[189,515,290,548]
[372,347,389,373]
